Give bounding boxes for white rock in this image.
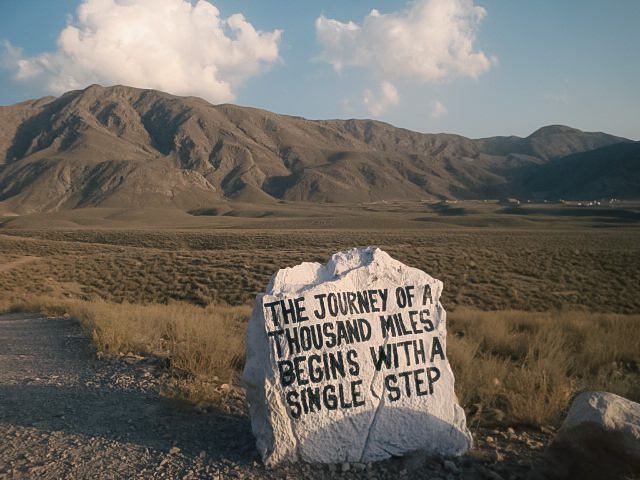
[243,247,472,466]
[545,391,640,480]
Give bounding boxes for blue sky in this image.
[1,0,638,140]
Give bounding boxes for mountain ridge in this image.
[0,84,636,214]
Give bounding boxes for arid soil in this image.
[0,313,550,479]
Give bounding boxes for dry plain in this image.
[1,200,639,477]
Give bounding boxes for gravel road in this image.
[0,313,549,479]
[0,313,258,479]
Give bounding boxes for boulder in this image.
[544,391,640,480]
[242,246,472,466]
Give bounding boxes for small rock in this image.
[169,447,180,455]
[492,450,504,463]
[443,460,460,474]
[544,391,640,480]
[341,462,351,473]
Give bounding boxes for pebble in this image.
[443,460,460,474]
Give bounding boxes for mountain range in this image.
[0,84,638,214]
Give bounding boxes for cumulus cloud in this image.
[431,100,448,118]
[2,0,281,103]
[315,0,496,115]
[363,81,400,116]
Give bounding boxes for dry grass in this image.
[448,309,640,426]
[1,227,639,313]
[9,295,250,379]
[1,219,639,424]
[6,294,251,408]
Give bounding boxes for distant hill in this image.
[0,84,636,214]
[524,141,640,200]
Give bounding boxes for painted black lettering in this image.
[278,360,295,387]
[419,309,434,331]
[368,290,380,312]
[301,388,309,415]
[414,339,426,365]
[357,291,370,313]
[392,343,399,368]
[310,324,323,349]
[345,319,360,343]
[414,369,429,396]
[347,291,359,315]
[329,351,345,379]
[322,322,336,348]
[285,327,300,355]
[358,318,372,341]
[327,293,339,317]
[346,349,359,376]
[264,301,280,326]
[422,284,432,306]
[313,294,327,319]
[294,297,309,323]
[323,384,338,410]
[430,336,445,362]
[293,356,308,386]
[339,383,352,409]
[393,313,412,336]
[405,285,415,307]
[379,289,388,311]
[380,314,396,337]
[427,367,441,394]
[280,298,296,324]
[385,374,400,402]
[399,340,412,367]
[408,310,423,334]
[286,391,301,418]
[322,352,330,379]
[307,387,321,413]
[337,292,348,316]
[396,286,407,308]
[399,371,412,397]
[309,354,323,383]
[352,380,365,408]
[336,321,349,345]
[267,330,285,358]
[300,326,312,351]
[370,344,393,371]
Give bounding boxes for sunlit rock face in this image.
[243,247,472,466]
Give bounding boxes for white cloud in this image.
[316,0,495,82]
[363,81,400,116]
[315,0,496,115]
[431,100,448,118]
[2,0,281,103]
[545,92,570,106]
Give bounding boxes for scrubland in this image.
[1,202,639,427]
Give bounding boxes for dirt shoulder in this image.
[0,313,550,479]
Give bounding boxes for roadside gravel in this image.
[0,313,549,479]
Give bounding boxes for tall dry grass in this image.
[6,295,251,387]
[7,295,639,425]
[2,227,639,422]
[447,309,640,426]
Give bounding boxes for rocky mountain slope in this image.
[0,84,635,214]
